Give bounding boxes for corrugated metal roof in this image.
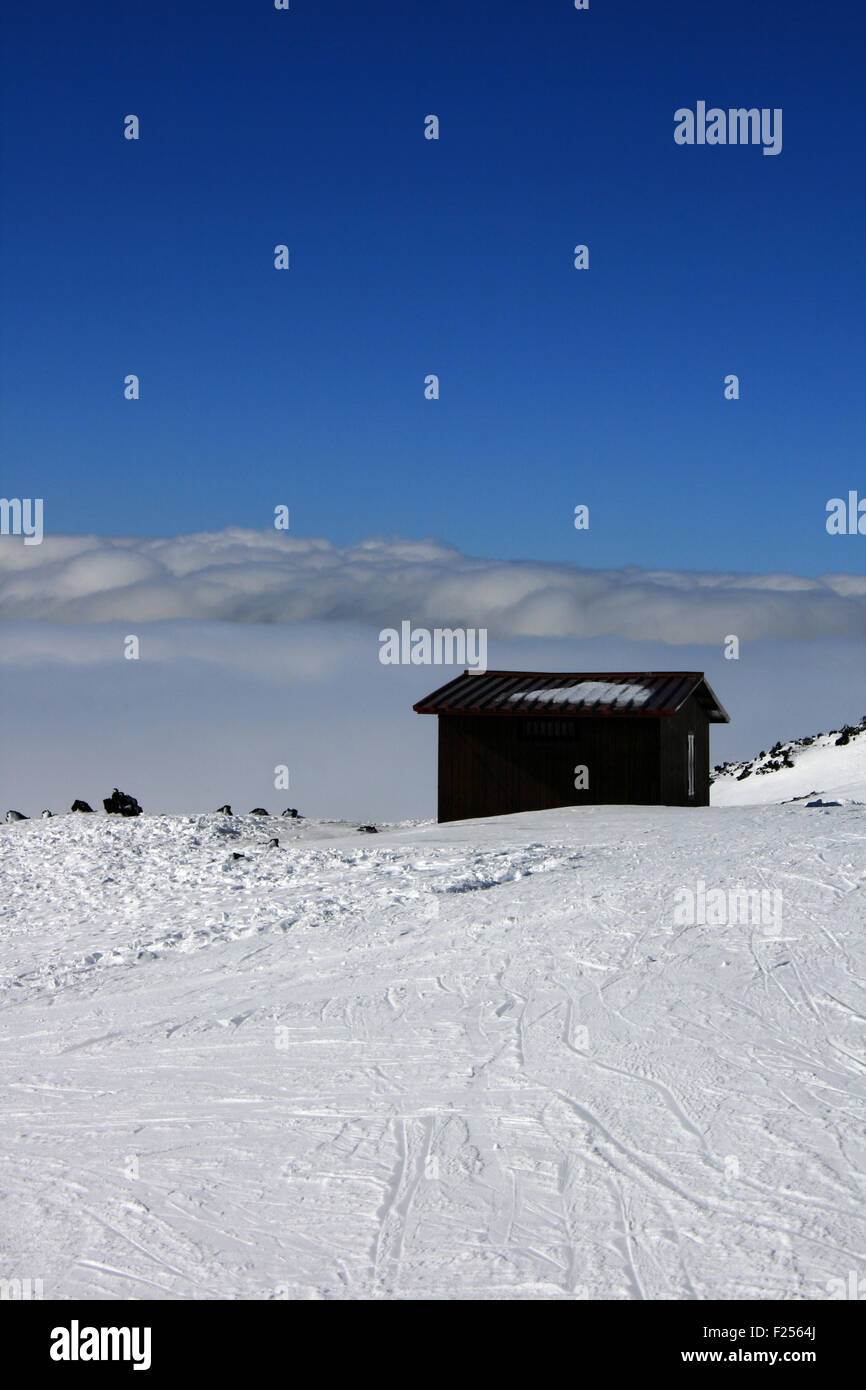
[413,671,730,721]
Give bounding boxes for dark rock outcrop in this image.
[216,804,233,815]
[249,807,269,817]
[71,800,94,813]
[103,788,142,817]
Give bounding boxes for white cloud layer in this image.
[2,531,864,818]
[2,528,865,641]
[1,624,864,819]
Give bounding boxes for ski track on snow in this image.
[0,805,864,1300]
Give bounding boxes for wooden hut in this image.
[414,670,730,822]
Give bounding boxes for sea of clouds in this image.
[1,529,864,818]
[1,528,865,639]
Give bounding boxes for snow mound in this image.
[711,717,866,806]
[0,813,580,999]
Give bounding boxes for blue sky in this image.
[2,0,864,577]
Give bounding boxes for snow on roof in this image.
[505,680,651,708]
[414,671,730,720]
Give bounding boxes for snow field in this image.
[0,803,863,1300]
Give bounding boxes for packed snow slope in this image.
[1,805,864,1301]
[712,716,866,807]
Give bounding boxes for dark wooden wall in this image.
[437,714,662,822]
[659,693,711,806]
[437,704,713,820]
